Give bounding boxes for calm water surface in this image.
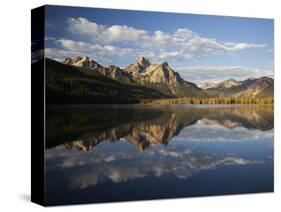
[45,104,274,205]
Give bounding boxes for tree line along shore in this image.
[140,97,274,105]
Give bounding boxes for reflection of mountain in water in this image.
[64,112,183,151]
[46,105,273,151]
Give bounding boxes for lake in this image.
[45,104,274,205]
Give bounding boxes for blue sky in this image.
[45,5,274,84]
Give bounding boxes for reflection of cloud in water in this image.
[176,119,274,142]
[46,142,263,189]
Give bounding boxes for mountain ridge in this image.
[62,56,206,98]
[44,58,172,104]
[203,76,273,98]
[38,56,274,104]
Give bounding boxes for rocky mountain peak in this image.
[201,78,243,90]
[62,57,73,65]
[161,61,169,67]
[62,56,100,69]
[123,56,152,76]
[61,56,133,82]
[248,77,273,91]
[136,56,150,67]
[200,82,217,90]
[215,78,242,89]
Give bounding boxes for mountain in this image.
[123,56,182,87]
[216,79,242,89]
[43,58,171,104]
[233,77,273,98]
[38,55,273,104]
[62,56,134,84]
[204,77,273,98]
[201,79,242,90]
[62,56,207,98]
[200,82,217,90]
[124,56,153,76]
[63,56,101,69]
[125,57,205,97]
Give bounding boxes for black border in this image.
[31,6,45,206]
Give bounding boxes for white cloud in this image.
[224,42,266,51]
[177,66,273,85]
[45,38,135,64]
[66,17,266,62]
[68,17,147,43]
[45,47,81,61]
[159,51,182,60]
[55,38,134,56]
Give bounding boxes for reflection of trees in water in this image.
[46,105,273,150]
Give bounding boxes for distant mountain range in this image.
[39,56,273,104]
[201,77,273,98]
[201,79,241,90]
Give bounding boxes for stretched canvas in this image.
[31,5,274,206]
